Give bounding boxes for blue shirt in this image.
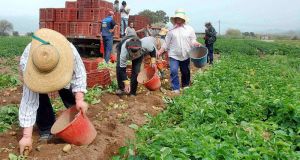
[101,16,116,37]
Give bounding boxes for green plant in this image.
[0,105,19,133]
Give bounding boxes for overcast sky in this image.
[0,0,300,34]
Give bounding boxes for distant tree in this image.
[138,10,169,24]
[291,36,298,40]
[225,28,241,37]
[250,32,256,37]
[26,32,34,36]
[0,20,13,36]
[13,31,19,36]
[243,32,250,37]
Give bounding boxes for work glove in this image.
[123,80,131,94]
[75,92,88,114]
[19,126,33,155]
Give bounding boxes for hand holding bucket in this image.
[50,106,97,146]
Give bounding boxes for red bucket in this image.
[137,67,161,91]
[50,107,97,145]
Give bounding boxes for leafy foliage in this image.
[0,105,19,133]
[124,39,300,159]
[0,74,19,90]
[138,10,169,24]
[0,36,31,57]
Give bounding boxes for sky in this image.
[0,0,300,34]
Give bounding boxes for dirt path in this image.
[0,54,219,159]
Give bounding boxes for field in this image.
[0,36,299,159]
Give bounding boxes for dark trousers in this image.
[116,52,143,95]
[169,57,190,90]
[36,88,76,134]
[103,35,113,63]
[206,43,214,64]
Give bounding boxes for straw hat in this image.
[24,28,74,93]
[170,9,188,24]
[159,28,168,36]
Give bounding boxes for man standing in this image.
[101,10,117,63]
[204,22,217,64]
[113,0,119,13]
[116,36,157,96]
[120,1,130,37]
[157,9,201,94]
[18,28,88,155]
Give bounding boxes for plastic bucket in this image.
[189,46,208,68]
[51,107,97,145]
[137,67,161,91]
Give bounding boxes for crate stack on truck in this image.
[39,0,121,39]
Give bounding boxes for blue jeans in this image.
[121,17,128,36]
[169,57,190,90]
[206,43,214,64]
[103,35,113,63]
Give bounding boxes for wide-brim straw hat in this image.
[24,28,74,93]
[159,28,168,36]
[170,9,188,25]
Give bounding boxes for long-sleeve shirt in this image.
[119,36,157,68]
[19,42,87,128]
[162,24,197,61]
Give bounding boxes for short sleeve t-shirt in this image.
[101,16,116,36]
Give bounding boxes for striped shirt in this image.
[19,42,87,128]
[162,24,197,61]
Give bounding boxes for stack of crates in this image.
[82,58,112,88]
[39,0,120,39]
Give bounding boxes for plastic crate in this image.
[39,22,54,29]
[55,8,77,22]
[82,58,104,72]
[65,1,77,8]
[40,8,46,21]
[54,22,69,36]
[77,0,92,8]
[87,69,111,88]
[46,8,56,21]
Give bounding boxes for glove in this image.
[19,127,33,155]
[123,80,131,94]
[75,92,88,114]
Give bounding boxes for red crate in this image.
[65,1,77,8]
[82,58,104,72]
[70,22,100,37]
[92,0,106,8]
[55,8,77,22]
[77,8,107,22]
[46,8,56,21]
[54,22,69,36]
[77,0,92,8]
[114,12,121,24]
[40,8,46,21]
[87,69,111,88]
[39,22,54,29]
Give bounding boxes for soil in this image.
[0,54,219,160]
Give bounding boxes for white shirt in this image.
[119,37,157,68]
[19,43,87,128]
[163,24,197,61]
[120,5,130,18]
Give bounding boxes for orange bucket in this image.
[137,67,161,91]
[51,107,97,145]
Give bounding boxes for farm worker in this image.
[101,10,117,63]
[115,36,157,96]
[120,1,130,37]
[157,9,201,94]
[114,0,119,13]
[154,28,169,78]
[125,22,138,37]
[204,22,217,64]
[18,28,88,155]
